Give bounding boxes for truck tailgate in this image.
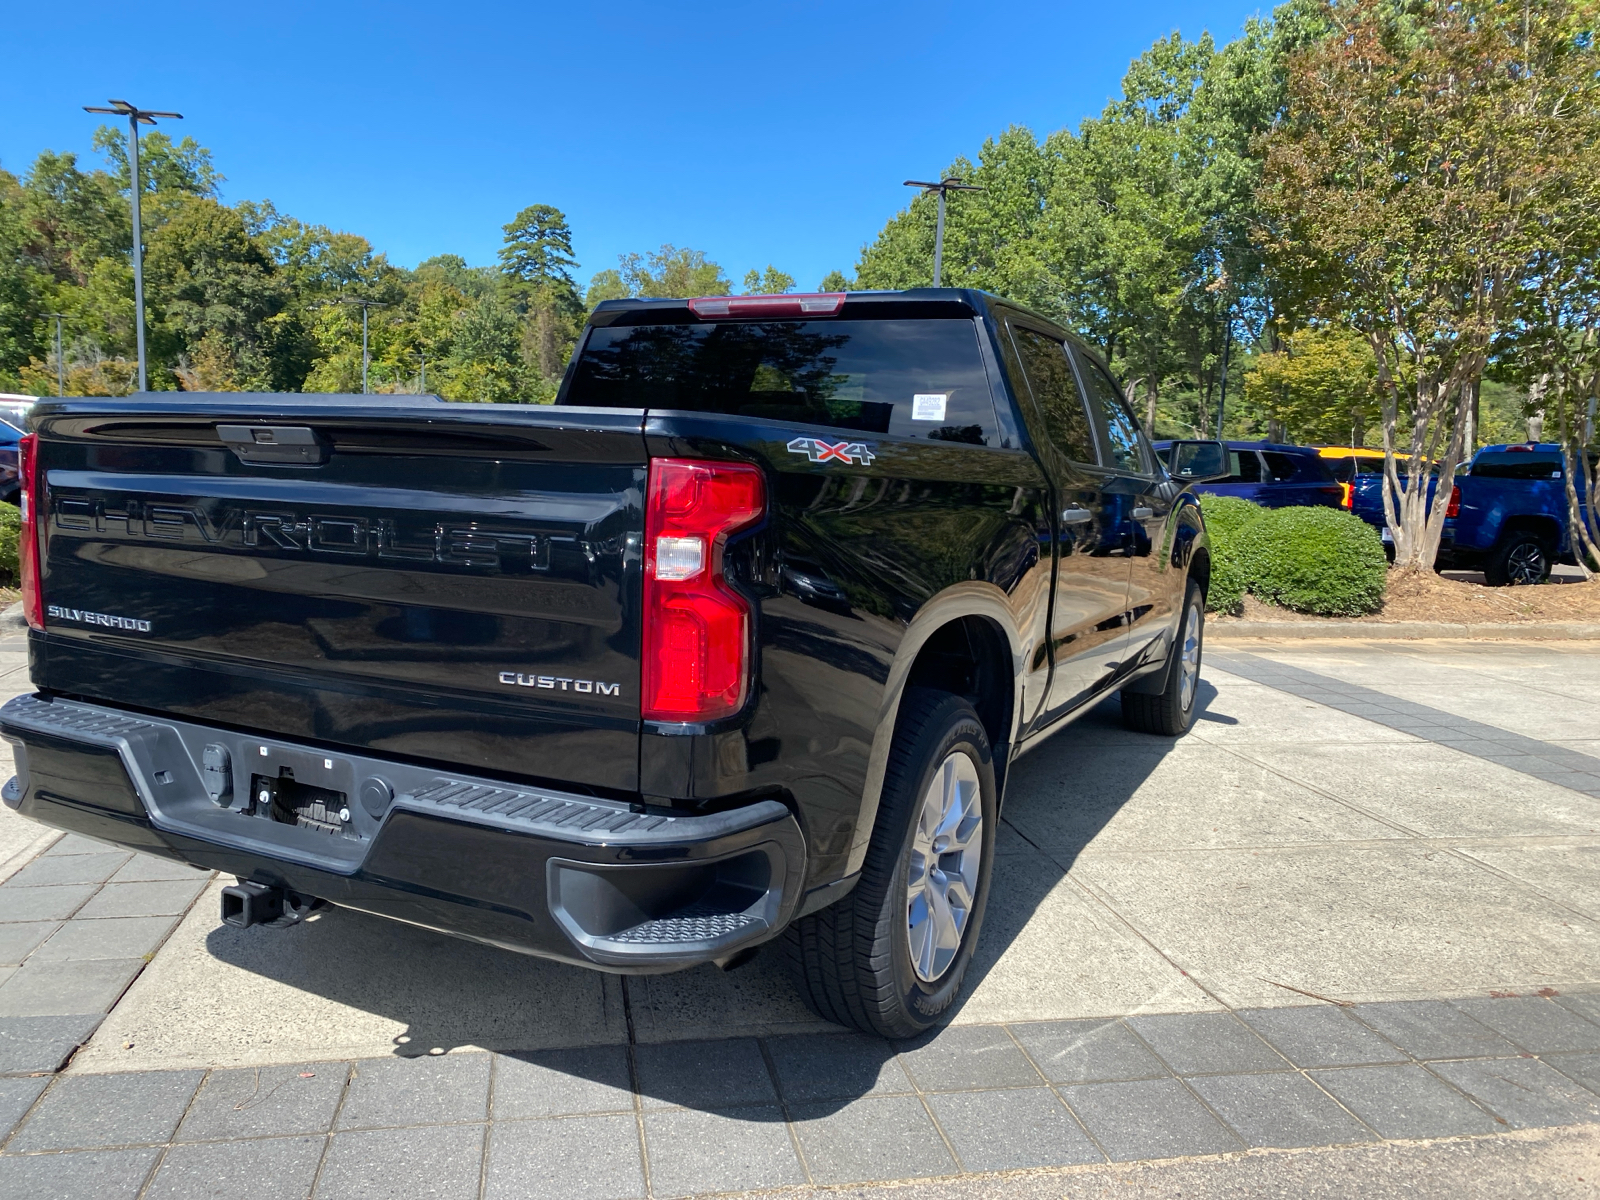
[31,400,646,794]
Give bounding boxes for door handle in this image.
[1061,508,1093,525]
[1132,506,1154,520]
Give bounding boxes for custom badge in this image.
[787,437,877,466]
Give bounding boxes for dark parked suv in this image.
[1154,440,1343,509]
[0,289,1214,1036]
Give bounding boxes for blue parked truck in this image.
[1438,444,1593,585]
[1338,443,1590,583]
[1332,449,1441,560]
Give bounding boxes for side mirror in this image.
[1167,440,1229,482]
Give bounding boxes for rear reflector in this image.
[17,433,41,631]
[643,458,765,722]
[687,294,845,320]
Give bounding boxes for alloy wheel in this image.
[905,750,983,983]
[1507,542,1547,586]
[1179,601,1202,711]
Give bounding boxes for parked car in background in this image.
[0,394,36,431]
[1440,443,1593,585]
[0,416,23,505]
[1154,440,1343,508]
[1319,446,1438,554]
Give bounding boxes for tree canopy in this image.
[0,136,798,402]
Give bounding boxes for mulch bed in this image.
[1222,568,1600,625]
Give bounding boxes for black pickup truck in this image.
[0,289,1213,1037]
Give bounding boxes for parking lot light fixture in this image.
[903,176,984,288]
[337,297,388,394]
[82,101,183,393]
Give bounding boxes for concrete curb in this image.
[0,601,22,634]
[1210,619,1600,641]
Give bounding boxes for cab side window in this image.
[1224,450,1263,483]
[1008,326,1096,464]
[1071,346,1148,474]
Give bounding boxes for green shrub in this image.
[0,503,19,586]
[1198,495,1267,616]
[1235,505,1387,616]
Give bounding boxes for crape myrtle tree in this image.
[1257,0,1593,573]
[1499,2,1600,573]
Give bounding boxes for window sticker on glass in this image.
[912,393,948,421]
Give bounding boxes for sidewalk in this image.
[0,638,1597,1196]
[2,990,1599,1198]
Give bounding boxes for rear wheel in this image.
[783,689,996,1038]
[1121,579,1204,737]
[1484,534,1551,587]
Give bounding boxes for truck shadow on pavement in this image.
[199,680,1221,1115]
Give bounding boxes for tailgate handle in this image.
[217,424,329,466]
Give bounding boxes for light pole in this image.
[43,313,67,396]
[903,176,983,288]
[337,298,387,393]
[83,100,183,393]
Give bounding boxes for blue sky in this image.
[3,1,1262,292]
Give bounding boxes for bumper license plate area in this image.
[251,771,350,836]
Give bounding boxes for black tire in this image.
[1121,579,1204,737]
[783,689,997,1038]
[1484,533,1551,587]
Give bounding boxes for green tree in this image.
[618,245,731,298]
[144,195,287,390]
[497,204,578,291]
[90,127,221,199]
[498,206,581,392]
[1244,326,1380,444]
[819,269,852,292]
[584,269,628,308]
[742,265,795,294]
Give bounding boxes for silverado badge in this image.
[787,437,877,466]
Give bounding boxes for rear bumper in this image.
[0,694,806,972]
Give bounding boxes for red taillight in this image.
[1339,482,1353,508]
[687,294,845,320]
[17,433,41,630]
[1446,484,1461,519]
[642,458,765,722]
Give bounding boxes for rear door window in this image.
[1006,326,1097,464]
[565,318,999,445]
[1224,450,1263,484]
[1262,451,1304,482]
[1070,346,1147,474]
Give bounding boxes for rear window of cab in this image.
[563,318,1000,446]
[1471,452,1566,479]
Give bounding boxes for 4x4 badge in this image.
[787,437,877,466]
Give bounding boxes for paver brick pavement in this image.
[0,641,1596,1195]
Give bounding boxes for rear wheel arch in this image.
[1186,545,1212,601]
[1498,515,1561,549]
[903,614,1014,758]
[846,587,1024,878]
